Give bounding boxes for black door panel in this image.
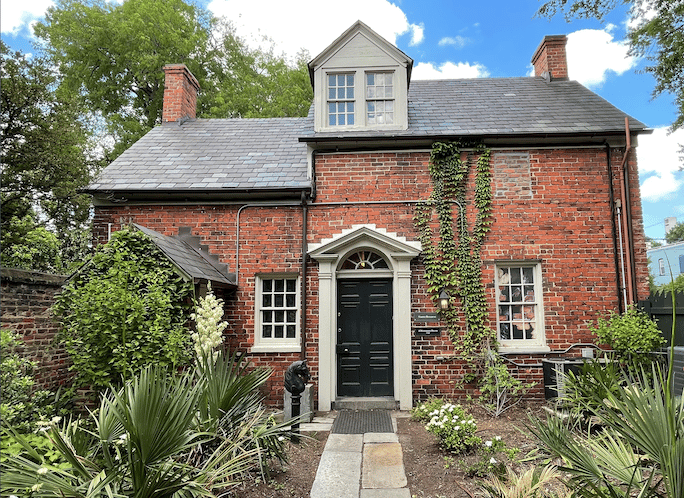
[337,279,393,397]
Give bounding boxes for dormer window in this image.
[310,21,412,133]
[325,70,397,128]
[366,73,393,125]
[328,73,355,126]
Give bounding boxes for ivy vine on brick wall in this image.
[414,141,494,360]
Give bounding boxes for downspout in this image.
[605,144,624,313]
[617,117,635,305]
[301,191,308,361]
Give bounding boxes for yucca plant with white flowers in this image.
[191,284,228,363]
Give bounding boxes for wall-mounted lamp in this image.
[438,289,451,311]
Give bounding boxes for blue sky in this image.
[2,0,682,240]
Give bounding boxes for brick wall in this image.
[1,269,73,392]
[91,146,649,407]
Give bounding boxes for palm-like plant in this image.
[479,464,573,498]
[1,365,260,497]
[528,363,684,498]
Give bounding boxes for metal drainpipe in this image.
[301,191,308,361]
[617,118,635,305]
[605,144,624,313]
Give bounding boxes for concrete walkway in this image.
[306,413,411,498]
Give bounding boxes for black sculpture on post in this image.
[284,360,310,442]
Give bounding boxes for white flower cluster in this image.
[190,285,228,361]
[425,403,476,432]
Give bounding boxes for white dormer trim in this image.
[308,21,413,134]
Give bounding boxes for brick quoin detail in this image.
[92,147,648,407]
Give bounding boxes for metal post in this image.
[291,393,301,444]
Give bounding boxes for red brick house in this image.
[86,21,650,411]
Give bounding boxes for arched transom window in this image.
[340,250,389,270]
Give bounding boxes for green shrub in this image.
[592,306,664,367]
[0,330,54,433]
[411,398,446,421]
[53,226,195,389]
[425,402,481,453]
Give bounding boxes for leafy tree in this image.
[1,41,97,268]
[0,215,62,273]
[34,0,312,159]
[665,220,684,243]
[537,0,684,133]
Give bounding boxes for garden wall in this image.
[1,268,73,391]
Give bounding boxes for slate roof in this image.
[87,77,648,195]
[133,224,236,288]
[87,117,312,193]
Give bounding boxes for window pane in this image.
[347,87,354,99]
[328,74,336,86]
[286,294,295,307]
[339,115,346,125]
[338,74,346,86]
[274,294,283,307]
[348,114,354,125]
[262,325,271,338]
[286,280,296,292]
[511,268,521,284]
[262,295,271,307]
[287,310,296,322]
[367,73,374,85]
[274,325,284,338]
[263,310,272,322]
[286,325,296,338]
[263,279,272,292]
[500,323,510,340]
[274,279,284,292]
[347,74,354,86]
[275,310,284,323]
[329,88,335,99]
[523,267,534,283]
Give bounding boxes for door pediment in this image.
[308,224,421,262]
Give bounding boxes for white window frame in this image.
[251,274,301,353]
[495,262,549,353]
[325,69,398,130]
[658,258,666,276]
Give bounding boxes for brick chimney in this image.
[531,35,568,81]
[162,64,200,123]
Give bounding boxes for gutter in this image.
[605,143,624,313]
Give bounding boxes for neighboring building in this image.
[85,21,650,410]
[648,241,684,286]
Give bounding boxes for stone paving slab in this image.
[363,432,398,444]
[325,433,363,452]
[361,442,408,489]
[310,450,362,498]
[360,489,412,498]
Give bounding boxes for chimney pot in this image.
[531,35,568,81]
[162,64,200,123]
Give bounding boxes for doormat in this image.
[331,410,393,434]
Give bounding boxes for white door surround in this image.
[308,225,421,411]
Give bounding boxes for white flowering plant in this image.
[425,403,481,453]
[410,398,446,422]
[190,285,227,362]
[459,435,519,477]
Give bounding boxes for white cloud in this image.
[1,0,53,35]
[412,61,489,79]
[438,36,469,49]
[566,27,638,87]
[409,23,424,46]
[207,0,418,59]
[638,126,684,202]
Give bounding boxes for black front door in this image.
[337,279,393,397]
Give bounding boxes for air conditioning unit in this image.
[542,358,589,400]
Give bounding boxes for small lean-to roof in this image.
[133,224,236,288]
